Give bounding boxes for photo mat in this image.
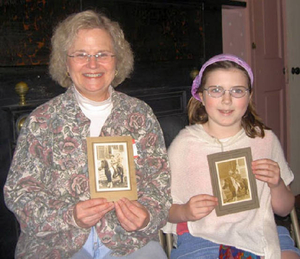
[87,136,138,201]
[207,147,259,216]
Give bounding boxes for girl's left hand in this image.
[114,198,150,231]
[252,159,281,188]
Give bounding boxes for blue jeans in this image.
[278,225,300,256]
[171,233,219,259]
[72,227,167,259]
[71,227,111,259]
[171,226,300,259]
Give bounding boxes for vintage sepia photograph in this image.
[207,147,259,216]
[87,136,137,201]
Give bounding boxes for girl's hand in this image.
[252,159,281,188]
[73,198,115,228]
[114,198,150,231]
[183,194,218,221]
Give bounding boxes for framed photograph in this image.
[207,147,259,216]
[87,136,138,201]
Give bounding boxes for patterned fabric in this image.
[219,245,261,259]
[4,87,171,258]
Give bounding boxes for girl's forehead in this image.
[205,68,248,85]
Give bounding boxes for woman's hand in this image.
[73,198,115,228]
[182,194,218,221]
[252,159,281,188]
[114,198,150,231]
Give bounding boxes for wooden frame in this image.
[207,147,259,216]
[87,136,137,201]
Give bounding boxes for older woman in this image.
[4,10,171,259]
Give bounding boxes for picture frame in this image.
[87,136,138,201]
[207,147,259,216]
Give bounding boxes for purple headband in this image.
[191,54,253,101]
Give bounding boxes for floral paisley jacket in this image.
[4,87,171,259]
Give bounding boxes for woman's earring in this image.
[66,71,70,78]
[115,70,118,76]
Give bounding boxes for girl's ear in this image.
[249,91,253,100]
[199,92,205,106]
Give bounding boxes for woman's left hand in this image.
[252,159,282,188]
[114,198,150,231]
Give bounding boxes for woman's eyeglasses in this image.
[204,86,249,98]
[67,52,115,64]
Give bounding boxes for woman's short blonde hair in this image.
[49,10,134,88]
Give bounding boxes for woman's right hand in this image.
[183,194,218,221]
[73,198,115,228]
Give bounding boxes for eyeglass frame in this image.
[67,51,116,64]
[203,85,250,98]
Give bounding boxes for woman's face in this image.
[67,28,116,102]
[199,68,251,137]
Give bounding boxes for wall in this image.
[222,2,251,66]
[283,0,300,195]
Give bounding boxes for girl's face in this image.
[199,68,251,137]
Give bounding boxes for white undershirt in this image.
[73,86,113,137]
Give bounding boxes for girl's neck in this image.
[202,122,242,139]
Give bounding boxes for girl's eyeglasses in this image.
[204,86,249,98]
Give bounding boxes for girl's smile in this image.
[218,109,234,115]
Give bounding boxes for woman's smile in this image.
[83,72,104,78]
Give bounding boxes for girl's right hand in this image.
[183,194,218,221]
[73,198,115,228]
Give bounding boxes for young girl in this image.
[163,54,300,259]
